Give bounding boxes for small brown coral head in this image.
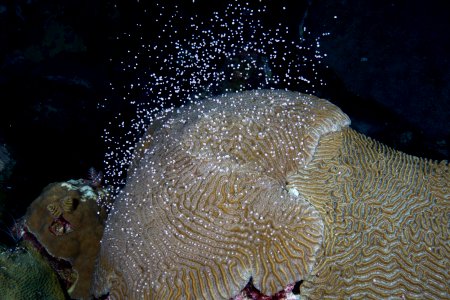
[92,90,351,299]
[24,179,108,299]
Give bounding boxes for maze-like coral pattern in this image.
[291,128,449,299]
[92,90,350,299]
[93,90,449,299]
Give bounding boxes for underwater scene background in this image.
[0,0,448,299]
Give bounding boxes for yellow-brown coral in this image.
[92,90,449,299]
[296,128,449,299]
[25,180,107,299]
[0,243,66,300]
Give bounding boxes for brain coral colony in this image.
[93,90,449,299]
[91,1,449,299]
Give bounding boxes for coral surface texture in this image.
[92,90,449,299]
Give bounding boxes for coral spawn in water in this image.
[101,0,329,200]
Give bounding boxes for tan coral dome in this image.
[92,90,449,299]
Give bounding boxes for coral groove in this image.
[92,90,449,299]
[292,128,449,299]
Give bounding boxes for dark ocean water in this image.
[0,0,448,251]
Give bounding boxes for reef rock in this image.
[92,90,449,299]
[0,144,14,180]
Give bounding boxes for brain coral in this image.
[0,243,66,300]
[92,90,449,299]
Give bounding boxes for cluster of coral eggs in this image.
[92,90,449,299]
